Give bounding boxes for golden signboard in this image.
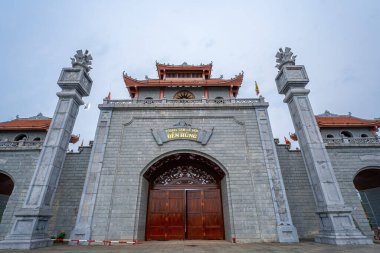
[151,121,213,145]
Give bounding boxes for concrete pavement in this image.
[1,240,379,253]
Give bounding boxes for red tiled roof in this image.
[0,119,51,131]
[123,73,243,98]
[0,118,80,144]
[156,62,213,75]
[316,116,380,128]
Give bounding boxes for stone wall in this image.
[276,144,319,239]
[320,128,373,138]
[0,149,40,240]
[137,87,231,100]
[208,87,229,99]
[48,146,92,238]
[0,131,47,142]
[88,102,278,242]
[138,87,160,100]
[326,145,380,236]
[277,142,379,239]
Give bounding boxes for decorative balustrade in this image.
[105,98,262,105]
[323,137,380,145]
[0,140,43,149]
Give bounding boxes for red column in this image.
[204,87,209,99]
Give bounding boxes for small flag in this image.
[289,132,298,141]
[107,91,111,100]
[284,136,291,146]
[255,81,260,96]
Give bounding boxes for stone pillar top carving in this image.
[58,50,93,97]
[71,50,93,73]
[274,48,308,96]
[275,47,296,70]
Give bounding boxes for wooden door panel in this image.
[186,190,204,239]
[167,191,185,240]
[204,213,220,225]
[147,190,185,240]
[203,189,224,240]
[186,189,224,240]
[204,228,224,239]
[187,199,202,212]
[148,227,165,240]
[147,189,224,240]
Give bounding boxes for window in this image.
[214,97,224,103]
[14,134,27,141]
[173,90,195,99]
[144,97,154,104]
[33,137,41,141]
[361,134,368,138]
[341,131,353,138]
[326,134,334,138]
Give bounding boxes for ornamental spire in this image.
[275,47,296,70]
[71,49,93,72]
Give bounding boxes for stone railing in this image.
[323,137,380,145]
[0,140,44,149]
[104,98,262,105]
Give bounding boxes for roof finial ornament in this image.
[71,49,93,72]
[275,47,297,70]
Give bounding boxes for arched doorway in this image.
[144,153,225,241]
[353,167,380,238]
[0,172,14,222]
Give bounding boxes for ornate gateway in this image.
[145,153,225,240]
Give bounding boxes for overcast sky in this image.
[1,0,379,149]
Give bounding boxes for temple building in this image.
[0,48,379,249]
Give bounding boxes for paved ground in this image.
[1,240,379,253]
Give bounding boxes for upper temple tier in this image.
[123,62,243,99]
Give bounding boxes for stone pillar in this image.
[254,96,299,243]
[0,50,93,249]
[274,47,372,245]
[69,108,112,242]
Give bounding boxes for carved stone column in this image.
[254,96,299,243]
[0,50,93,249]
[274,47,372,245]
[69,108,113,242]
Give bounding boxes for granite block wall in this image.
[48,146,92,238]
[0,131,47,142]
[276,144,319,239]
[319,128,373,138]
[89,103,278,242]
[208,87,229,99]
[326,145,380,236]
[0,150,40,240]
[277,143,379,239]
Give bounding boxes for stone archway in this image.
[353,167,380,238]
[0,172,14,222]
[143,153,226,241]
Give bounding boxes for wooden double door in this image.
[146,189,224,240]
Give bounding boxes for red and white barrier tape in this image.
[51,238,143,245]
